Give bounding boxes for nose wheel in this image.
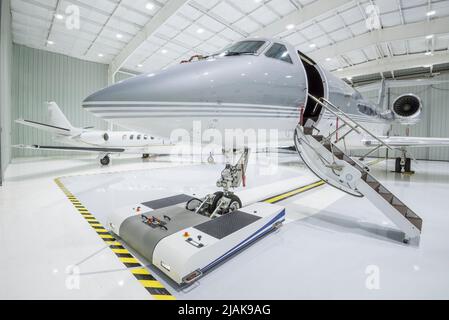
[100,155,110,166]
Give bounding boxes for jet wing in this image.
[13,145,126,153]
[15,119,72,136]
[363,136,449,148]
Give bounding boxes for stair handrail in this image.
[307,94,395,152]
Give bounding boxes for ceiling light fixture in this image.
[197,28,204,34]
[426,10,436,17]
[137,64,143,68]
[161,49,168,54]
[116,33,123,39]
[98,53,104,57]
[309,43,316,48]
[55,14,64,20]
[326,57,332,61]
[47,40,54,45]
[286,24,295,30]
[426,34,434,39]
[146,2,155,10]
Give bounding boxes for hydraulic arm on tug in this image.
[108,150,285,285]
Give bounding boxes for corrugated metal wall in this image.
[352,73,449,161]
[11,44,109,157]
[1,0,13,181]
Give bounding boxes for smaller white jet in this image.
[15,102,173,165]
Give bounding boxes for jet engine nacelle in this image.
[391,94,422,119]
[79,132,110,144]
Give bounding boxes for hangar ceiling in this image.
[10,0,449,79]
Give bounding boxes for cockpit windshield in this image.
[217,40,266,57]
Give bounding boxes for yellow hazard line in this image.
[263,180,325,204]
[54,178,175,300]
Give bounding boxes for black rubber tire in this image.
[100,156,110,166]
[404,158,412,173]
[227,194,242,213]
[208,191,224,214]
[142,154,150,159]
[395,158,402,173]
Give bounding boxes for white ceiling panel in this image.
[9,0,449,76]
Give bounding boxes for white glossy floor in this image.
[1,154,449,299]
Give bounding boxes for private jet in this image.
[15,102,173,165]
[82,38,449,244]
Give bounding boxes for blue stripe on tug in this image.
[201,209,286,274]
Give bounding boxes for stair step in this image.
[379,192,394,203]
[367,181,380,191]
[304,127,314,135]
[393,204,408,216]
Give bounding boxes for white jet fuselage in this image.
[82,39,395,151]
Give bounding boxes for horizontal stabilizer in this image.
[13,144,125,153]
[15,119,72,136]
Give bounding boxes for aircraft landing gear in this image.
[395,150,413,173]
[100,155,110,166]
[207,152,214,164]
[186,148,249,218]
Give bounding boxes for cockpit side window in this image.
[265,43,293,64]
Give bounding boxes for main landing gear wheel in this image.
[395,157,412,173]
[100,155,110,166]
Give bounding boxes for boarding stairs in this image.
[294,95,423,244]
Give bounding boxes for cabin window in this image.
[130,135,134,140]
[122,135,127,140]
[265,44,292,64]
[137,135,141,140]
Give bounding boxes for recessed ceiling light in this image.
[286,24,295,30]
[55,14,64,20]
[426,34,434,39]
[137,64,143,68]
[326,57,332,61]
[116,33,123,39]
[197,28,204,34]
[309,43,316,48]
[47,40,54,45]
[98,53,104,57]
[254,0,263,3]
[145,2,155,10]
[161,49,168,54]
[426,10,436,16]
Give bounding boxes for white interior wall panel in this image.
[11,44,109,157]
[1,0,13,181]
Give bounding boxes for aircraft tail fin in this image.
[47,102,74,131]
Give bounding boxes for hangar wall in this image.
[11,44,109,158]
[0,0,13,183]
[352,73,449,162]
